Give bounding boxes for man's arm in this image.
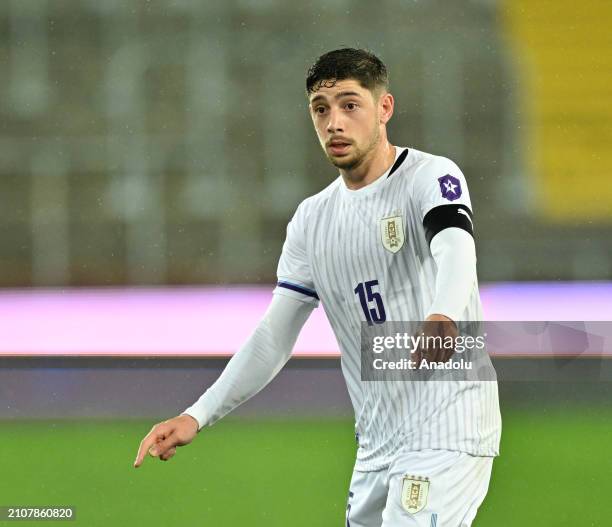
[411,156,478,362]
[419,227,477,363]
[133,293,314,467]
[426,227,477,323]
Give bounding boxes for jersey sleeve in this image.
[412,156,475,246]
[273,202,320,307]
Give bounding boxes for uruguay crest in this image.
[380,213,404,254]
[401,475,430,514]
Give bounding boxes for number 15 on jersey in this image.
[354,280,387,325]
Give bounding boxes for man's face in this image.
[308,79,386,170]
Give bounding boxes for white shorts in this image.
[345,450,494,527]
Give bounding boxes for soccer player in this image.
[134,48,501,527]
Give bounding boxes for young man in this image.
[134,48,501,527]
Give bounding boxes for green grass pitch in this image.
[1,407,610,526]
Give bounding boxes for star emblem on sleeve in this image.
[438,174,462,201]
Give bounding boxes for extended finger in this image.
[134,425,170,468]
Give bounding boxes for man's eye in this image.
[315,107,327,114]
[345,102,358,111]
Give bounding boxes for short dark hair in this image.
[306,48,389,96]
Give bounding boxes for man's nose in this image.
[326,108,344,134]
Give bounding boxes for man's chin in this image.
[328,153,358,170]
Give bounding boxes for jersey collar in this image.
[339,146,409,199]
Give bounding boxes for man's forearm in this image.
[426,227,477,322]
[182,294,314,429]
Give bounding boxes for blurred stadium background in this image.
[0,0,611,525]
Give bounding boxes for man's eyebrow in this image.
[310,91,363,105]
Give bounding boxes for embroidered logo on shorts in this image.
[380,213,405,254]
[401,475,430,514]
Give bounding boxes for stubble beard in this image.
[326,124,380,171]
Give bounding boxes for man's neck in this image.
[340,141,396,190]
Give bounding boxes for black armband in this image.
[422,204,474,246]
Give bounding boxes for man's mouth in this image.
[328,141,351,156]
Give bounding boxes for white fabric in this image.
[182,294,314,429]
[426,228,478,323]
[346,450,493,527]
[272,146,501,471]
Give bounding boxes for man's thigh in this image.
[346,468,388,527]
[381,450,494,527]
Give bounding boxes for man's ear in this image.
[379,92,394,125]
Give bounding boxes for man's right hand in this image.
[133,414,199,468]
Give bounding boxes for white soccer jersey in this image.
[273,146,502,471]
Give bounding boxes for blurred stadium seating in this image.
[504,0,612,222]
[1,0,609,288]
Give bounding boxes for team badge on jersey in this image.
[401,475,430,514]
[438,174,462,201]
[380,213,405,254]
